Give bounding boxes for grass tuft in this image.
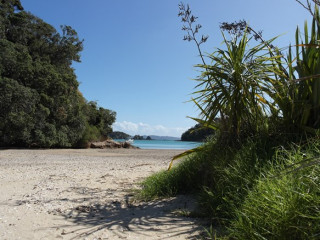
[229,141,320,239]
[136,135,320,238]
[136,143,212,200]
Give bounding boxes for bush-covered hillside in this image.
[0,0,115,148]
[109,131,131,139]
[181,124,215,141]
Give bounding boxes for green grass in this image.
[136,134,320,238]
[229,141,320,239]
[136,143,211,200]
[137,134,279,216]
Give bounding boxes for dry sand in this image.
[0,149,202,240]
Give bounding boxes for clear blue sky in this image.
[21,0,312,137]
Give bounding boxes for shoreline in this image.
[0,148,201,239]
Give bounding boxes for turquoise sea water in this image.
[115,140,202,150]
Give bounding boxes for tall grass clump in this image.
[229,139,320,239]
[194,133,294,223]
[138,132,288,216]
[137,139,217,201]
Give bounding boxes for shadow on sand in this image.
[49,187,202,239]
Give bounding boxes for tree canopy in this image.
[0,0,116,148]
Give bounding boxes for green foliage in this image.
[82,101,116,139]
[229,141,320,239]
[0,1,116,148]
[109,131,131,140]
[181,123,215,141]
[0,77,38,146]
[188,8,320,141]
[267,7,320,133]
[194,31,277,140]
[292,11,320,129]
[76,101,116,147]
[169,135,282,219]
[138,134,320,238]
[137,143,211,200]
[155,3,320,239]
[76,123,100,148]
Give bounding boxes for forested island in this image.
[132,135,152,140]
[108,132,153,140]
[0,1,115,148]
[108,131,131,140]
[181,124,215,141]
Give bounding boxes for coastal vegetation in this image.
[181,123,215,141]
[133,135,145,140]
[0,0,116,148]
[108,131,131,140]
[138,1,320,238]
[2,0,320,238]
[132,135,152,140]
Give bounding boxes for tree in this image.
[0,77,38,146]
[0,0,23,39]
[83,101,116,139]
[0,1,116,147]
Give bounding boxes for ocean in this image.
[115,139,202,150]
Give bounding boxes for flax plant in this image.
[267,7,320,132]
[169,32,279,169]
[193,31,277,140]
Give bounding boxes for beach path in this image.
[0,149,201,240]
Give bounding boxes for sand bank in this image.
[0,149,201,239]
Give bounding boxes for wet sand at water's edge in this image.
[0,149,201,240]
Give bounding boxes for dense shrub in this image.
[0,0,116,148]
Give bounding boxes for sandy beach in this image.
[0,149,201,240]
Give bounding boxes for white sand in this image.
[0,149,201,240]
